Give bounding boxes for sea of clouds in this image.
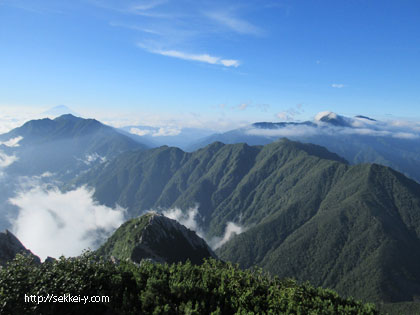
[9,181,126,261]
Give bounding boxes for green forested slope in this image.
[75,139,420,303]
[217,163,420,303]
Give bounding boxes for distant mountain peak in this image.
[42,105,79,118]
[314,111,351,127]
[314,111,337,121]
[53,113,81,121]
[354,115,377,121]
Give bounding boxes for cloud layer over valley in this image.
[162,206,245,250]
[9,185,126,260]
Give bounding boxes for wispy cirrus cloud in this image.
[95,1,268,67]
[205,11,262,35]
[89,0,167,15]
[331,83,346,88]
[138,44,240,67]
[129,0,167,12]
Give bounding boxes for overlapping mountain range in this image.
[1,113,420,313]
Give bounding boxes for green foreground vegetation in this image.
[0,252,377,314]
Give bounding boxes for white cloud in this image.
[40,172,54,178]
[331,83,345,88]
[0,136,23,147]
[86,153,106,164]
[162,206,204,237]
[130,127,152,136]
[153,126,181,136]
[138,44,240,67]
[9,185,126,260]
[129,126,181,137]
[314,111,337,121]
[75,153,107,165]
[161,206,245,250]
[246,115,420,140]
[220,59,240,67]
[0,151,18,168]
[210,222,244,249]
[205,11,262,35]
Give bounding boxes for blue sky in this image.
[1,0,420,130]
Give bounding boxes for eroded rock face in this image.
[0,230,41,266]
[97,213,217,265]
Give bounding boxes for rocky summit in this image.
[97,213,216,265]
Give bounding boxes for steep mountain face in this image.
[217,163,420,303]
[0,230,40,266]
[187,112,420,183]
[0,114,148,178]
[97,213,216,264]
[76,139,347,231]
[76,139,420,303]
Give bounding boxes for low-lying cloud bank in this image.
[162,206,245,250]
[9,185,125,261]
[130,126,182,137]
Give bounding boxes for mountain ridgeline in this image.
[97,213,216,264]
[0,114,147,179]
[75,138,420,304]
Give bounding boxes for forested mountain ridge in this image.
[75,139,420,303]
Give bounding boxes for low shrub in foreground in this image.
[0,252,377,314]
